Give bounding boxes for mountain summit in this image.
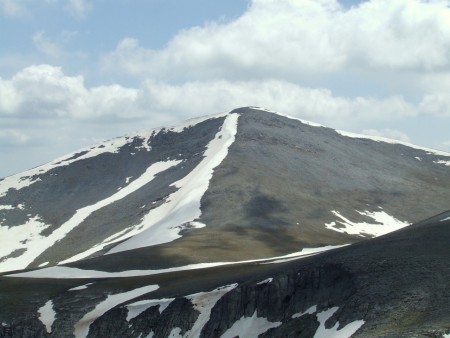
[1,107,450,337]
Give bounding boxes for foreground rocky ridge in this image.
[0,212,449,337]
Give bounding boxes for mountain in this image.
[0,107,449,337]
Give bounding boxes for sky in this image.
[1,0,450,178]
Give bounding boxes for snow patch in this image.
[441,216,450,222]
[126,298,174,321]
[189,221,206,229]
[168,327,183,338]
[73,284,159,338]
[38,300,56,333]
[292,305,317,318]
[9,245,347,279]
[0,215,51,273]
[0,205,13,210]
[257,278,273,285]
[262,245,348,264]
[313,307,365,338]
[185,284,238,337]
[0,175,41,198]
[326,210,409,238]
[38,262,49,267]
[220,310,282,338]
[135,136,152,152]
[69,283,94,291]
[107,113,240,254]
[435,160,450,166]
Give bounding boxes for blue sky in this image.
[1,0,450,177]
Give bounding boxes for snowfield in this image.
[313,307,365,338]
[106,113,240,254]
[326,209,409,238]
[126,298,175,321]
[220,311,281,338]
[185,284,238,337]
[73,284,159,338]
[37,300,56,334]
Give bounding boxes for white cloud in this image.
[32,30,78,57]
[344,0,450,70]
[361,128,411,142]
[419,93,450,117]
[33,31,63,58]
[102,0,450,81]
[0,64,418,127]
[65,0,92,18]
[416,72,450,117]
[0,0,27,17]
[0,65,141,119]
[140,79,417,126]
[1,0,92,19]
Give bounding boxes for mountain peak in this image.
[1,107,450,337]
[0,107,449,274]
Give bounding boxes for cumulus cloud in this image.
[419,93,450,117]
[140,79,417,126]
[416,72,450,117]
[0,65,141,119]
[102,0,450,80]
[65,0,92,18]
[0,64,418,128]
[0,0,27,17]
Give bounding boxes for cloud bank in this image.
[103,0,450,79]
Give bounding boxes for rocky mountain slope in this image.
[0,107,449,337]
